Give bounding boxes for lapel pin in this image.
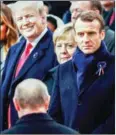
[33,52,38,59]
[96,61,107,76]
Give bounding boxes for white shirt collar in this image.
[26,27,48,48]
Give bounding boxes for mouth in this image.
[83,45,93,49]
[61,56,70,60]
[22,26,33,31]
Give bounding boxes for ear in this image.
[13,98,20,111]
[100,30,105,40]
[45,95,50,111]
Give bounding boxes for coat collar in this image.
[16,113,53,125]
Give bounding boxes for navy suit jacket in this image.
[48,55,115,134]
[1,113,77,134]
[0,29,57,131]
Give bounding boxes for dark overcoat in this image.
[1,113,77,134]
[49,54,115,134]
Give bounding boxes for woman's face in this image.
[55,34,77,64]
[0,18,7,41]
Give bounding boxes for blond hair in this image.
[53,22,75,45]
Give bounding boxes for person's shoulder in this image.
[54,122,78,134]
[10,36,26,51]
[109,54,115,63]
[1,126,17,134]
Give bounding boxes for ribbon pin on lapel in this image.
[96,61,107,76]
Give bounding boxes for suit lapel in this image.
[14,30,51,82]
[77,56,113,97]
[8,39,26,78]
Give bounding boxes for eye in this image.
[26,14,34,18]
[77,32,84,37]
[67,44,74,48]
[56,44,62,48]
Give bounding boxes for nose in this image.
[22,17,30,25]
[61,45,67,53]
[83,34,90,43]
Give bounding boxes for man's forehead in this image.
[71,1,91,10]
[14,7,37,17]
[75,19,100,32]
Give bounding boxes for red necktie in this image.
[15,43,33,77]
[8,43,32,128]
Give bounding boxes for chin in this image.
[83,51,94,55]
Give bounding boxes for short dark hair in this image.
[90,0,103,15]
[47,16,57,29]
[74,11,105,31]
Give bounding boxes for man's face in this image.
[70,1,91,23]
[14,7,44,41]
[75,18,105,54]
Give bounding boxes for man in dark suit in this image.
[1,79,77,134]
[70,0,115,55]
[0,1,57,131]
[49,11,115,134]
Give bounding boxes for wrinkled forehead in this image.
[74,18,101,32]
[70,1,91,11]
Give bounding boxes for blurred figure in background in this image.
[100,0,115,31]
[100,0,115,11]
[1,79,78,134]
[47,15,57,32]
[0,3,18,75]
[43,2,52,15]
[47,14,64,32]
[44,23,77,95]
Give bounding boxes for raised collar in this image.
[16,113,53,125]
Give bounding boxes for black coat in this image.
[1,113,77,134]
[49,54,115,134]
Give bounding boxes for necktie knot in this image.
[25,43,33,55]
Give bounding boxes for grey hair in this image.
[53,22,76,45]
[14,79,49,109]
[11,1,44,15]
